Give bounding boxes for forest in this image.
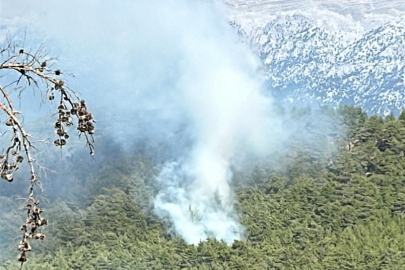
[1,105,405,269]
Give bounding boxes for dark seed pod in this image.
[56,129,65,136]
[1,172,13,182]
[61,139,66,146]
[41,61,47,68]
[18,252,27,262]
[55,69,61,75]
[85,114,92,121]
[55,121,62,129]
[64,134,69,139]
[78,125,87,132]
[40,218,47,226]
[16,156,23,163]
[19,49,24,54]
[5,118,13,126]
[49,95,54,101]
[54,139,61,146]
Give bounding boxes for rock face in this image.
[226,1,405,115]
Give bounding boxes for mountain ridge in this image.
[234,14,405,115]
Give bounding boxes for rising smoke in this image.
[2,0,290,244]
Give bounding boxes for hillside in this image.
[1,106,405,269]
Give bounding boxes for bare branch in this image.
[0,34,96,268]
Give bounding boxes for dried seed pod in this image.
[78,125,86,132]
[17,156,23,163]
[18,243,25,251]
[38,218,47,226]
[56,129,65,136]
[85,113,93,121]
[55,69,61,75]
[54,139,61,146]
[35,233,46,240]
[42,218,47,225]
[64,134,69,139]
[49,95,54,101]
[18,241,31,252]
[19,49,24,54]
[18,252,27,262]
[1,172,13,182]
[5,118,13,126]
[60,139,66,146]
[41,61,47,68]
[55,121,62,129]
[57,104,66,111]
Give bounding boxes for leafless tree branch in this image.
[0,34,96,268]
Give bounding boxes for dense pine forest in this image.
[1,105,405,269]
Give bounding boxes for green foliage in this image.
[2,106,405,269]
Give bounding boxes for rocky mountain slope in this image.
[226,1,405,115]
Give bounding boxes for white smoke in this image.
[2,0,286,244]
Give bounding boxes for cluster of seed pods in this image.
[52,88,95,152]
[0,120,24,182]
[18,200,47,263]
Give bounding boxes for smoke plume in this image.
[2,0,288,244]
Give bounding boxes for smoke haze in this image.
[1,0,312,244]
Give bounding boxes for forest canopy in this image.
[1,105,405,269]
